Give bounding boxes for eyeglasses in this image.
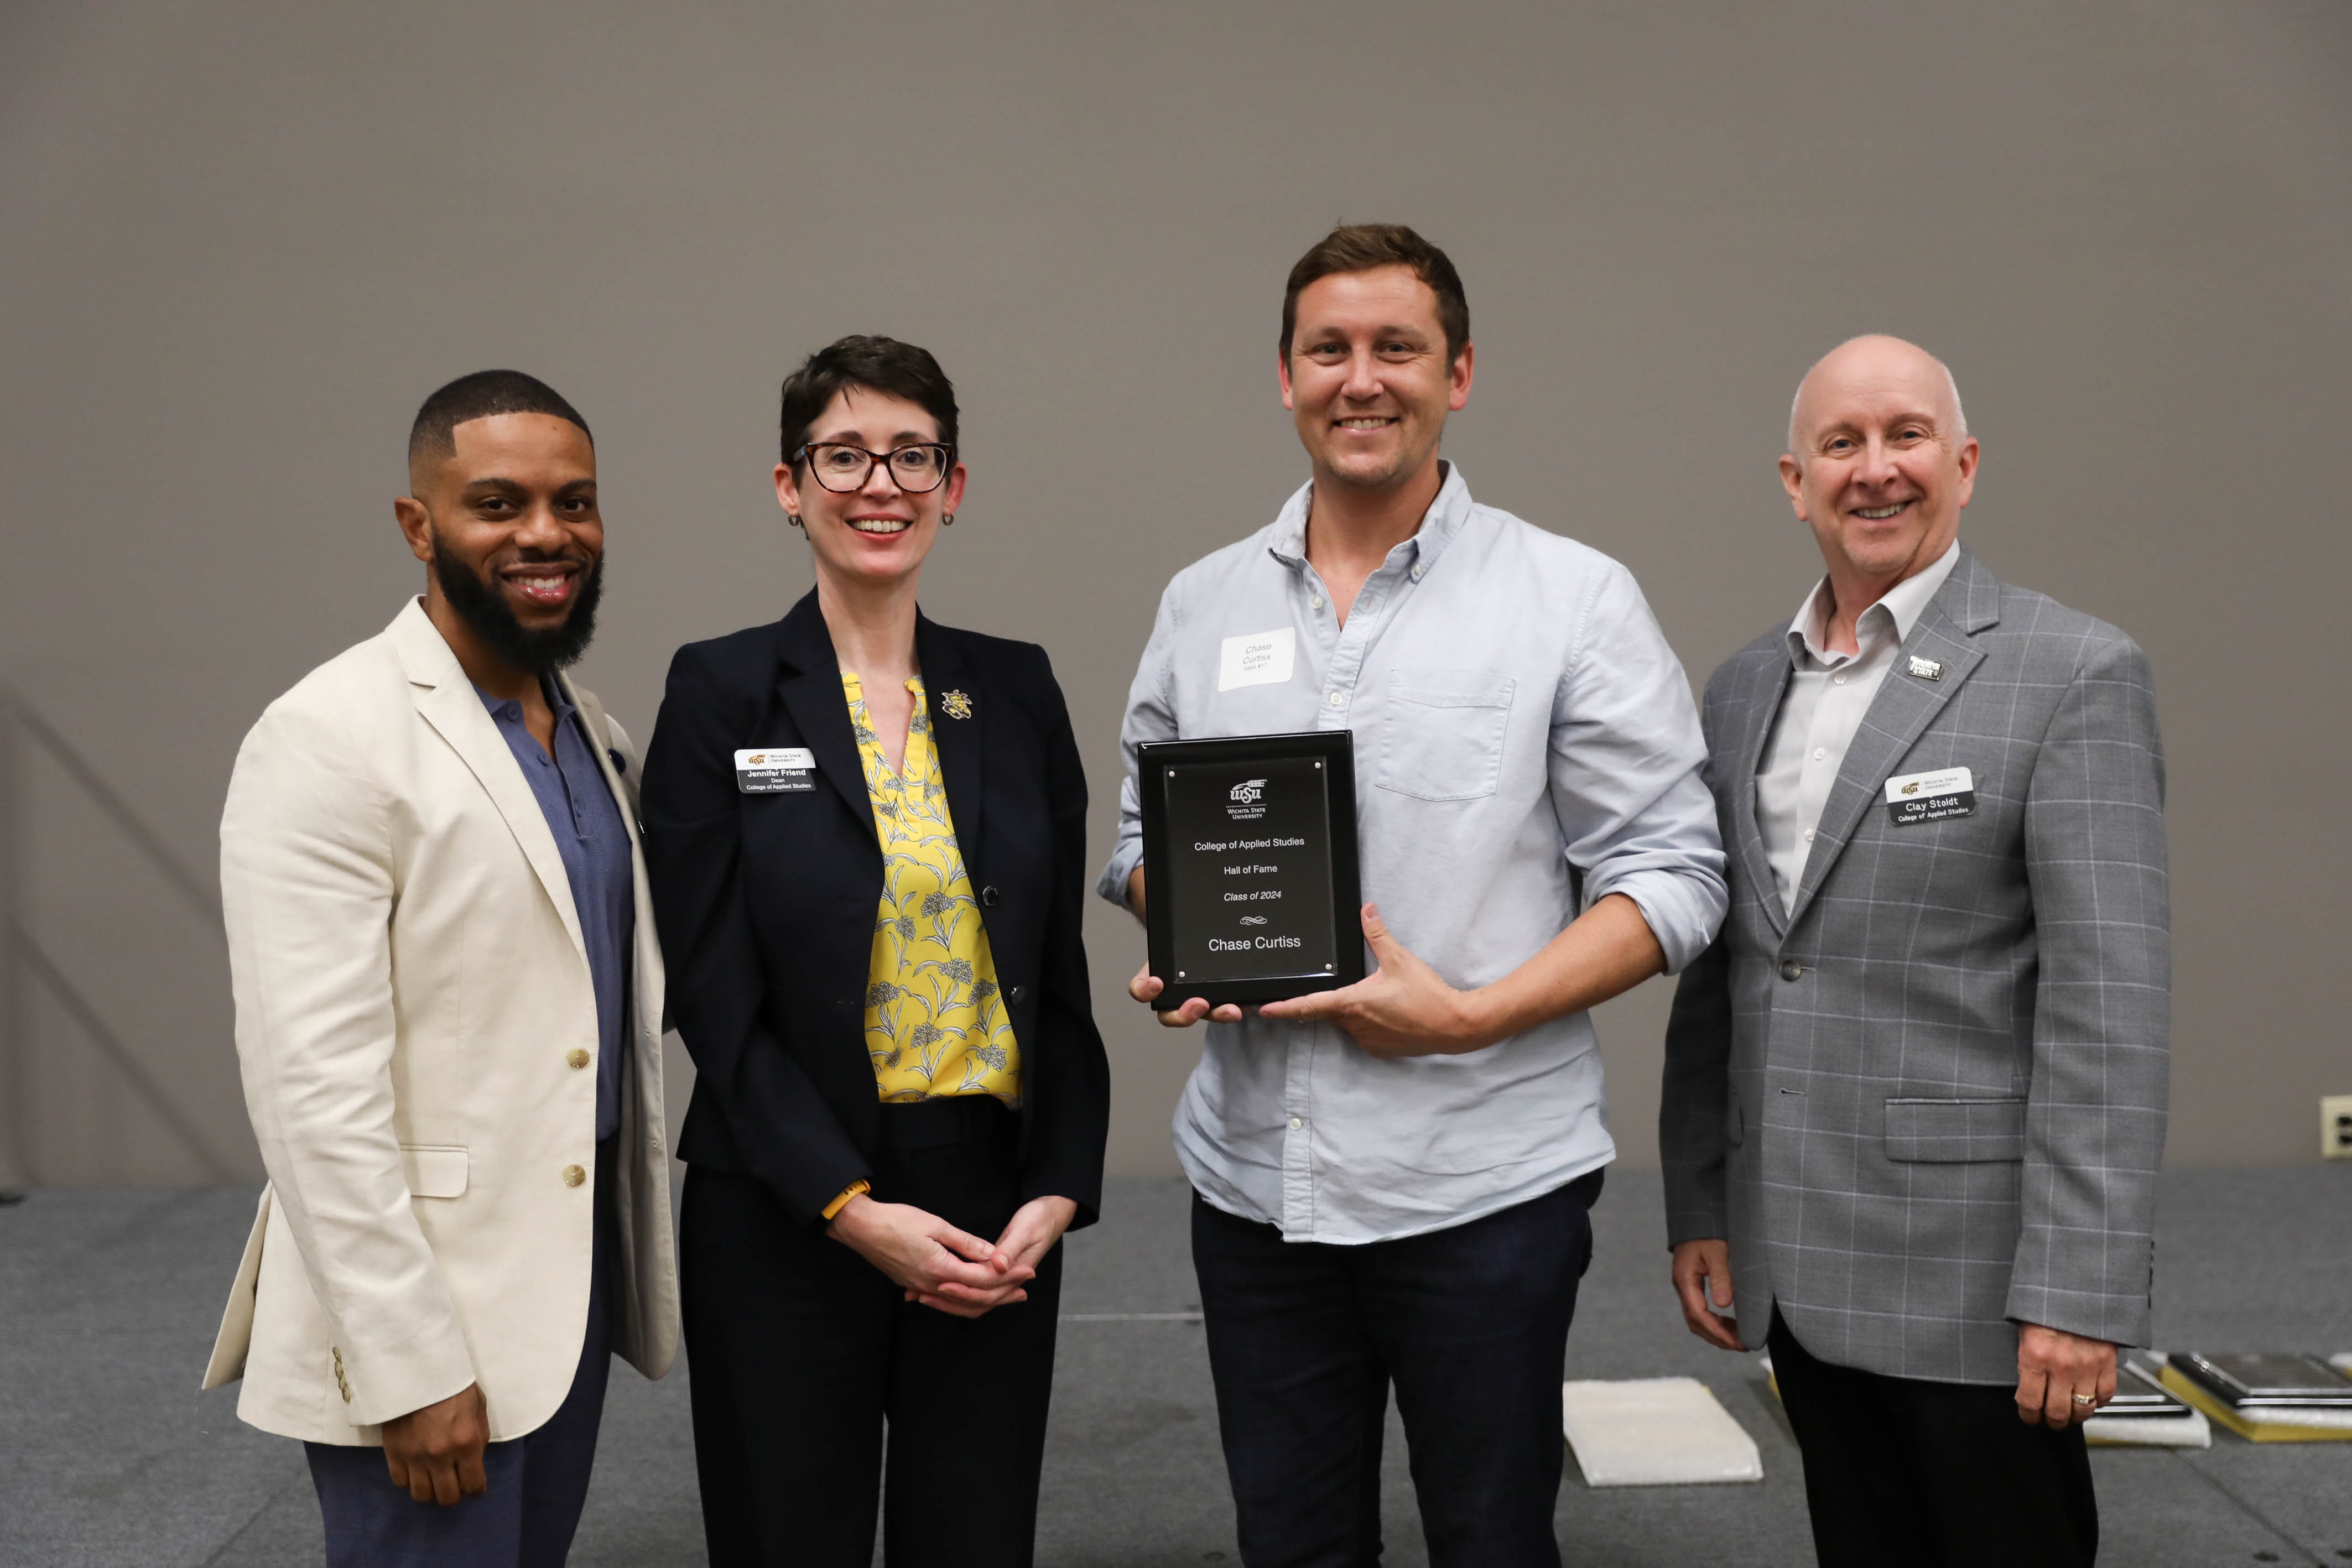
[794,442,954,494]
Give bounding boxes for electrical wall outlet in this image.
[2325,1095,2352,1160]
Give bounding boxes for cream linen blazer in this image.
[201,598,679,1445]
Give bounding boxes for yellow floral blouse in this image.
[845,672,1021,1105]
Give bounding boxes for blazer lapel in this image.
[916,614,984,881]
[770,593,877,837]
[562,673,669,1044]
[564,681,639,841]
[563,677,640,827]
[1783,550,1999,932]
[388,601,586,960]
[1730,649,1794,937]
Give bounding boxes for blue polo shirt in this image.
[477,677,634,1139]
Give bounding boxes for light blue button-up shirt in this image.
[1099,465,1727,1243]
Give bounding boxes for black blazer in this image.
[640,592,1110,1228]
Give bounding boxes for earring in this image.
[943,512,956,527]
[787,514,803,529]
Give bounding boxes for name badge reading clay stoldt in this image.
[1883,765,1975,825]
[735,748,817,794]
[1137,730,1364,1008]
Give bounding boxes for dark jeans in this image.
[682,1096,1064,1568]
[305,1134,618,1568]
[1190,1171,1603,1568]
[1769,1311,2099,1568]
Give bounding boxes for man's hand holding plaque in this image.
[1131,899,1474,1053]
[1252,903,1480,1055]
[1136,892,1668,1059]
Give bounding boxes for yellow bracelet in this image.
[820,1180,872,1222]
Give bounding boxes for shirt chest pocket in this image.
[1374,670,1516,802]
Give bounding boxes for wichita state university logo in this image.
[1224,777,1268,821]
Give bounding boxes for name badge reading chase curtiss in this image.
[734,748,816,794]
[1883,765,1975,825]
[1217,627,1296,692]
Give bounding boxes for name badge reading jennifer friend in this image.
[735,748,816,794]
[1883,766,1974,825]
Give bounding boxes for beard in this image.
[429,530,604,675]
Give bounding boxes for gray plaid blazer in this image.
[1659,546,2169,1385]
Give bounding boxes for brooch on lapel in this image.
[1906,655,1943,682]
[939,689,974,720]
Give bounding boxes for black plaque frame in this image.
[1138,730,1364,1008]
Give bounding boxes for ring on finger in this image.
[2070,1393,2096,1406]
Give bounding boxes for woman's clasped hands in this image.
[826,1193,1078,1319]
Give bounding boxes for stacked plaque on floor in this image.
[2083,1353,2209,1447]
[2160,1352,2352,1441]
[1560,1378,1764,1487]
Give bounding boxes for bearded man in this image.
[201,370,678,1568]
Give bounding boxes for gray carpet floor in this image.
[3,1166,2348,1566]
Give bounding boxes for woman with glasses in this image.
[641,335,1109,1567]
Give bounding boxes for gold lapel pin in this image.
[1906,655,1943,681]
[940,689,974,720]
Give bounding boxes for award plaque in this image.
[1137,730,1364,1007]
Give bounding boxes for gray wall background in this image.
[2,0,2345,1186]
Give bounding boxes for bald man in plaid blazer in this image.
[1659,336,2168,1568]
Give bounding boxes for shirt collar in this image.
[475,673,576,726]
[1266,460,1473,577]
[1785,538,1962,666]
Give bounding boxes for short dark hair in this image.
[778,335,960,467]
[1279,223,1470,365]
[408,369,591,470]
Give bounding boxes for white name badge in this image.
[1217,627,1296,692]
[1883,765,1975,825]
[735,747,817,794]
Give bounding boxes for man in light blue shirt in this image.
[1100,224,1727,1567]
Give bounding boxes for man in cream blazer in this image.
[204,371,678,1566]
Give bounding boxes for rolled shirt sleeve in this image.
[1549,561,1729,975]
[1096,581,1183,912]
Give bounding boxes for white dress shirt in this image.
[1100,465,1727,1243]
[1755,540,1962,914]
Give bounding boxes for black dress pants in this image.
[1768,1312,2098,1568]
[681,1097,1063,1568]
[1191,1173,1602,1568]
